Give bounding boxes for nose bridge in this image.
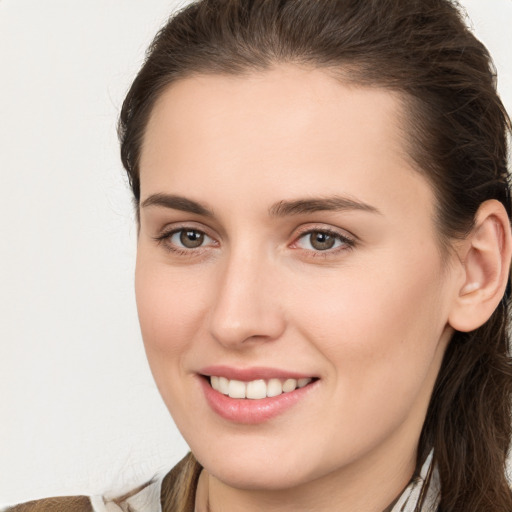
[208,244,285,348]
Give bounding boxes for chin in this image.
[207,458,313,491]
[190,436,324,491]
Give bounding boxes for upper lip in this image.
[199,365,316,381]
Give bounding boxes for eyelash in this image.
[153,226,355,257]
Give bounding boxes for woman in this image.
[5,0,511,510]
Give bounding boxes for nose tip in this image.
[209,310,282,348]
[208,260,285,349]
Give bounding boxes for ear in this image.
[448,199,512,332]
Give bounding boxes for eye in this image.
[155,227,216,253]
[295,230,353,252]
[172,229,208,249]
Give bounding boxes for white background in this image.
[0,0,511,506]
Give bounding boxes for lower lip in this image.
[199,377,318,424]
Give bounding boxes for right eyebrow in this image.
[140,193,214,217]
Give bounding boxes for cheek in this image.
[135,253,209,361]
[134,253,213,430]
[282,255,450,468]
[289,248,449,406]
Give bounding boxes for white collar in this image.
[90,477,163,512]
[391,451,440,512]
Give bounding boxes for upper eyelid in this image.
[292,231,354,248]
[292,223,357,241]
[296,227,350,238]
[155,222,218,240]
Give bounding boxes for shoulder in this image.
[1,453,200,512]
[1,496,93,512]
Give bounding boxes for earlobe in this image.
[448,200,512,333]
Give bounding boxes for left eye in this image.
[169,229,213,249]
[296,230,350,251]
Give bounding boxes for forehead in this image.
[139,65,433,225]
[141,64,410,175]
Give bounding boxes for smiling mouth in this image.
[207,376,316,399]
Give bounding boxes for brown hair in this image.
[119,1,512,510]
[5,496,93,512]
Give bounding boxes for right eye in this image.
[155,227,217,253]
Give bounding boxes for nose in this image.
[208,250,286,349]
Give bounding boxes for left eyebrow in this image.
[268,196,381,217]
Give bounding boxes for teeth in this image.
[298,378,311,388]
[210,376,313,399]
[246,379,267,399]
[267,378,283,397]
[282,378,297,392]
[228,379,246,399]
[218,376,229,394]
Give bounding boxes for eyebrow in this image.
[140,193,381,217]
[140,193,214,217]
[268,196,381,217]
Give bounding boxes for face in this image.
[136,66,457,491]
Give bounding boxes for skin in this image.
[135,65,468,512]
